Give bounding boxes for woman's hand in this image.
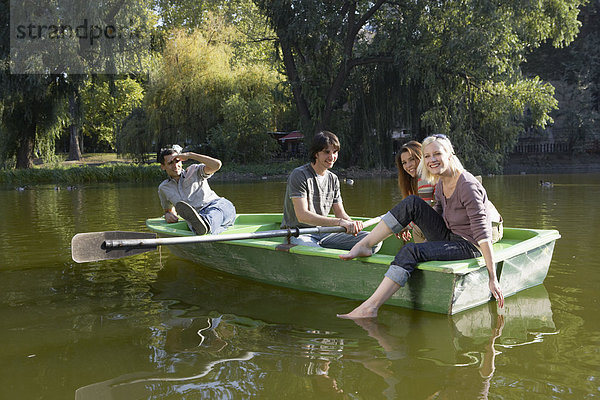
[395,227,412,242]
[479,240,504,308]
[400,227,412,242]
[488,277,504,308]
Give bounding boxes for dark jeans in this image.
[381,195,481,286]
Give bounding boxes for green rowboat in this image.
[146,214,560,314]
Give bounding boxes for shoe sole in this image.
[175,201,209,235]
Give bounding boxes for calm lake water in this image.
[1,174,599,399]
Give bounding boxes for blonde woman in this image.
[338,134,504,319]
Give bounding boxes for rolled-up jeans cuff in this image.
[384,264,409,287]
[382,211,404,233]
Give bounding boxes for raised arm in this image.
[177,152,222,175]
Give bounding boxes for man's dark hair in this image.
[157,148,179,164]
[309,131,340,163]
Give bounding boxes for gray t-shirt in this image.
[158,163,221,211]
[281,163,342,228]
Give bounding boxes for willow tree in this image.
[145,29,234,149]
[144,24,282,162]
[80,76,145,152]
[0,75,67,168]
[2,0,155,165]
[0,0,67,168]
[254,0,586,172]
[385,0,582,173]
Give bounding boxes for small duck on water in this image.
[539,180,554,188]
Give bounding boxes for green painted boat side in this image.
[146,214,561,314]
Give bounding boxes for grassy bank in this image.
[0,163,163,186]
[0,156,308,187]
[1,153,401,187]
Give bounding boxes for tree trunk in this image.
[67,91,82,161]
[16,125,35,169]
[276,30,314,134]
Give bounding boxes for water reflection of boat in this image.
[151,260,556,348]
[453,284,555,347]
[349,284,556,399]
[418,284,556,365]
[154,261,558,396]
[423,291,555,400]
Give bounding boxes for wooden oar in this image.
[71,215,383,263]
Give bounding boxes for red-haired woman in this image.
[396,141,434,242]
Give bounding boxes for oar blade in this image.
[71,231,157,263]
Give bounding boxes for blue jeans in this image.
[381,195,480,286]
[197,198,236,235]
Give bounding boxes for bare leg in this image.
[337,277,401,319]
[339,221,393,260]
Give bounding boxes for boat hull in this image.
[147,214,560,314]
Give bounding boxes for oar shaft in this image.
[104,215,382,249]
[104,226,345,248]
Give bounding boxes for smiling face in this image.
[312,144,339,174]
[423,140,451,177]
[160,153,183,180]
[400,150,419,178]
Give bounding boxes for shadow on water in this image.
[74,256,557,399]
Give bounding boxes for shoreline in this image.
[502,153,600,175]
[3,153,600,187]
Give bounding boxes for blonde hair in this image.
[395,141,422,198]
[418,134,464,183]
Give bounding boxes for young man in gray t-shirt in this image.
[281,131,376,251]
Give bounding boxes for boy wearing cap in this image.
[157,147,236,235]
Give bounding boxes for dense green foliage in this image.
[0,0,66,168]
[255,0,586,172]
[0,73,67,169]
[0,0,155,167]
[81,77,145,152]
[1,0,596,174]
[138,25,284,163]
[523,2,599,152]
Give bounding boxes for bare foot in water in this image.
[339,244,373,260]
[336,304,378,319]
